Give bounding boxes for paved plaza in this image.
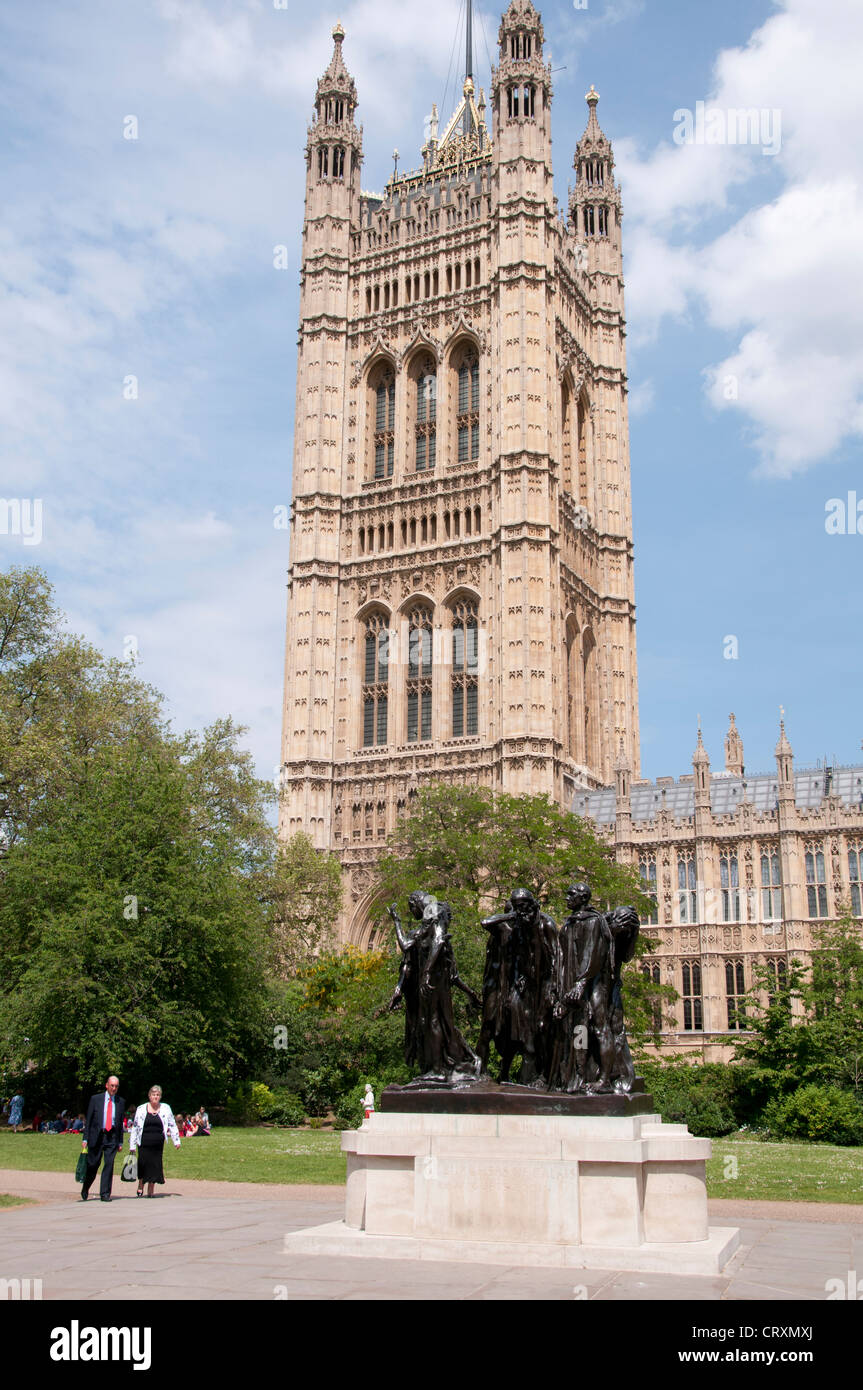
[2,1170,861,1300]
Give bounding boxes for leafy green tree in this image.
[734,913,863,1117]
[266,831,342,977]
[0,565,340,1107]
[804,913,863,1092]
[0,730,274,1102]
[0,566,163,853]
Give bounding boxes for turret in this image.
[775,715,794,805]
[304,23,362,231]
[692,726,710,805]
[724,712,744,776]
[570,86,622,266]
[492,0,552,164]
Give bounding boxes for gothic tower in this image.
[279,3,640,942]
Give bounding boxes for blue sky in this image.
[1,0,861,789]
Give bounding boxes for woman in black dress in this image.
[129,1085,181,1197]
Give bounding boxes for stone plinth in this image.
[283,1110,740,1275]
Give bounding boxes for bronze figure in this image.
[387,893,480,1083]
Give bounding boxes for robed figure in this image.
[478,888,559,1085]
[387,892,480,1083]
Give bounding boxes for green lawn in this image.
[0,1127,346,1186]
[1,1128,860,1202]
[0,1193,34,1208]
[706,1136,863,1204]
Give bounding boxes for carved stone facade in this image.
[575,717,863,1060]
[280,2,640,942]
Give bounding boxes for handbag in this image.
[120,1153,138,1182]
[75,1149,88,1184]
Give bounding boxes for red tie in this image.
[105,1097,113,1132]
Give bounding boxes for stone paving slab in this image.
[0,1173,858,1300]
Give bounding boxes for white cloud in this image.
[618,0,863,474]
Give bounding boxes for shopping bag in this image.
[120,1153,138,1183]
[75,1149,88,1184]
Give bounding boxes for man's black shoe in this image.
[81,1189,88,1201]
[100,1196,111,1202]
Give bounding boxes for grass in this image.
[705,1135,863,1204]
[0,1193,34,1209]
[1,1128,860,1202]
[0,1127,346,1186]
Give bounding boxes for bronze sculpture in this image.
[387,892,480,1083]
[385,880,640,1097]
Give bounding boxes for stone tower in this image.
[279,2,640,943]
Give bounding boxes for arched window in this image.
[454,345,479,464]
[765,957,788,1005]
[451,598,479,737]
[565,616,581,762]
[761,847,782,920]
[681,961,703,1031]
[577,396,589,507]
[561,384,573,495]
[362,612,389,747]
[725,959,746,1030]
[369,364,394,480]
[805,844,828,918]
[582,629,597,769]
[411,354,436,472]
[677,852,697,923]
[641,960,662,1031]
[639,853,658,925]
[406,606,433,743]
[720,853,740,922]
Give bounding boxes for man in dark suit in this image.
[81,1075,125,1202]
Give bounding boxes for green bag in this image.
[75,1149,88,1184]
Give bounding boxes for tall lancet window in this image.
[455,346,479,464]
[577,397,589,508]
[370,364,395,479]
[362,612,389,747]
[561,385,573,495]
[412,355,437,472]
[451,599,479,737]
[406,606,433,743]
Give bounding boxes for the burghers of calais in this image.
[387,882,640,1095]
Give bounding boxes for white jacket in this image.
[128,1102,181,1152]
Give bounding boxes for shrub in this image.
[762,1085,863,1146]
[640,1060,739,1138]
[298,1065,343,1118]
[225,1081,276,1125]
[257,1088,305,1128]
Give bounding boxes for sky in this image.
[1,0,861,790]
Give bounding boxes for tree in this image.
[373,784,666,1050]
[805,912,863,1093]
[0,566,164,854]
[734,912,863,1112]
[0,566,336,1105]
[0,728,275,1102]
[266,832,342,977]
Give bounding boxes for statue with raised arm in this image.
[387,893,480,1084]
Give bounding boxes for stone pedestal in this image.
[284,1109,739,1274]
